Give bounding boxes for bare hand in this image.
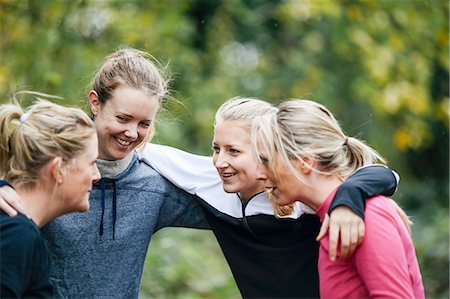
[0,186,27,217]
[316,206,365,261]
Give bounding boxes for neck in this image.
[16,186,60,228]
[300,173,343,211]
[96,152,134,178]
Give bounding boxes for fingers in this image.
[327,206,366,261]
[347,220,359,257]
[339,223,351,259]
[0,186,27,217]
[316,214,330,241]
[340,220,357,259]
[0,198,18,217]
[327,216,339,261]
[357,219,365,246]
[342,216,365,258]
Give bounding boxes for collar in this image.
[96,152,135,178]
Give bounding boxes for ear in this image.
[88,90,101,116]
[298,157,315,175]
[49,157,64,184]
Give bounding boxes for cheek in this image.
[240,161,258,180]
[139,127,152,138]
[98,121,119,135]
[267,171,278,184]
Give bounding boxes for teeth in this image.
[116,138,131,146]
[222,173,235,177]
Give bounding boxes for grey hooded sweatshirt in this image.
[42,151,209,298]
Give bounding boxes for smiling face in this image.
[60,132,101,212]
[89,86,160,161]
[255,134,305,206]
[212,120,265,201]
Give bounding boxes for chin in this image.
[78,205,90,213]
[222,186,238,194]
[77,199,90,212]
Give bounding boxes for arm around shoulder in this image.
[328,165,399,219]
[140,144,219,195]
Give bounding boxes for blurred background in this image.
[1,0,448,298]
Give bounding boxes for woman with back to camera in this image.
[0,97,100,298]
[142,97,400,298]
[253,99,425,298]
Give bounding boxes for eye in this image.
[211,146,219,154]
[259,156,269,166]
[116,115,128,122]
[139,121,151,128]
[229,148,240,155]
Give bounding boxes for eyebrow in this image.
[117,112,152,122]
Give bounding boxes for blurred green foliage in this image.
[1,0,448,298]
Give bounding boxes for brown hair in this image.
[90,48,170,142]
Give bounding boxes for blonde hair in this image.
[254,99,385,181]
[215,96,276,126]
[90,47,170,143]
[0,98,95,189]
[215,96,294,217]
[253,99,411,231]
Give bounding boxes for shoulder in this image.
[1,213,39,236]
[117,158,186,194]
[1,213,43,251]
[116,154,165,183]
[359,195,405,242]
[365,195,397,217]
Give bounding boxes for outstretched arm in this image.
[139,144,220,195]
[317,165,399,260]
[0,180,27,217]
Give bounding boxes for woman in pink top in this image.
[252,99,425,299]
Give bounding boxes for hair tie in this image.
[343,136,349,147]
[19,111,31,123]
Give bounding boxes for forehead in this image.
[78,132,98,159]
[69,132,98,167]
[214,120,251,144]
[256,134,267,155]
[105,86,160,119]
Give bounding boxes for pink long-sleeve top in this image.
[316,189,425,299]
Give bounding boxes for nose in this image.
[213,152,229,169]
[92,164,101,184]
[124,125,138,139]
[255,163,268,181]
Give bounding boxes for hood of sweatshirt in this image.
[94,152,135,240]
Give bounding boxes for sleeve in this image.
[140,144,241,216]
[140,143,220,195]
[327,165,400,219]
[155,180,210,231]
[354,199,416,298]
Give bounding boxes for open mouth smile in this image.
[115,137,132,146]
[221,172,237,181]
